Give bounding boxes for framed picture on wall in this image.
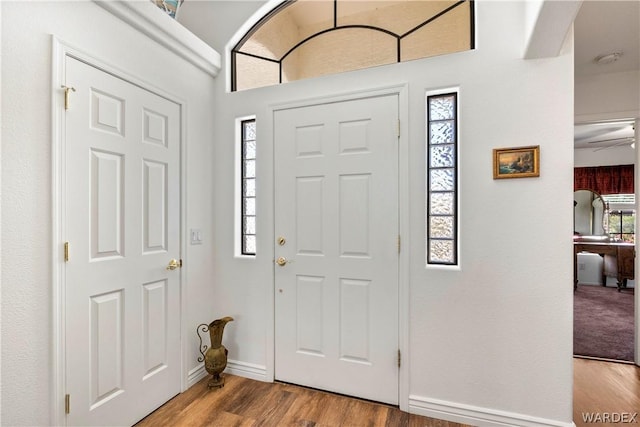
[493,145,540,179]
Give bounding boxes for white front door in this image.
[274,94,399,404]
[64,57,182,426]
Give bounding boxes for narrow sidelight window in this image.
[426,92,458,265]
[241,119,257,255]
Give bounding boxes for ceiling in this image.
[573,0,639,149]
[574,118,635,150]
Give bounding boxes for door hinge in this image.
[397,119,401,138]
[397,349,401,368]
[65,394,70,414]
[397,235,401,254]
[64,242,70,262]
[61,86,76,111]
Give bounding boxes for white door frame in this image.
[50,37,189,425]
[265,84,410,411]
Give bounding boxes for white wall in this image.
[574,69,639,166]
[575,70,640,122]
[1,2,216,425]
[180,1,574,425]
[575,144,636,167]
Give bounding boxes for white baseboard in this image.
[409,395,576,427]
[225,359,269,382]
[187,364,208,388]
[186,359,268,391]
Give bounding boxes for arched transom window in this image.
[231,0,475,91]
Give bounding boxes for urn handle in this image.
[196,323,210,362]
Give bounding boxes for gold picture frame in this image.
[493,145,540,179]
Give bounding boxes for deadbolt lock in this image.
[277,236,286,246]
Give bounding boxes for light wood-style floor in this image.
[136,358,639,427]
[573,357,640,427]
[135,375,468,427]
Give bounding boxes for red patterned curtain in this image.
[574,164,634,195]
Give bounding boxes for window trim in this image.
[235,116,257,258]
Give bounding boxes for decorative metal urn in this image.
[197,316,234,388]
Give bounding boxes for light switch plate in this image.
[190,228,203,245]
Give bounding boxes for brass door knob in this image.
[166,259,181,270]
[276,257,287,266]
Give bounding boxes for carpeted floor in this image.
[573,285,634,362]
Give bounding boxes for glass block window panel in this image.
[232,0,474,91]
[241,119,257,255]
[244,235,257,255]
[429,169,455,192]
[429,216,454,239]
[429,240,454,264]
[429,121,455,145]
[430,192,454,216]
[427,92,458,265]
[430,145,455,168]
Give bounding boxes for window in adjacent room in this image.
[603,194,636,243]
[231,0,475,91]
[426,91,458,265]
[240,118,257,255]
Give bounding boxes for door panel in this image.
[90,150,124,259]
[65,57,181,426]
[339,174,371,257]
[274,94,399,404]
[90,290,124,407]
[296,177,324,254]
[143,160,168,253]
